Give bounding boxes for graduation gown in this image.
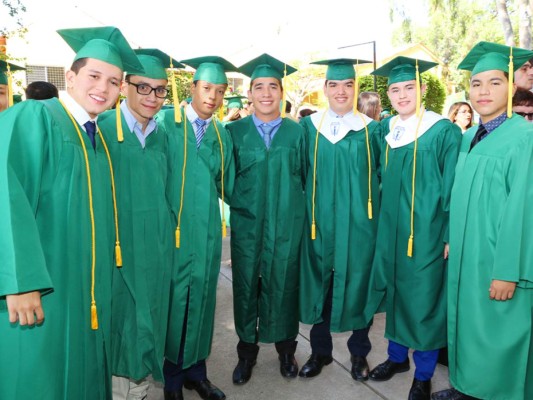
[299,112,381,332]
[226,116,306,344]
[163,109,234,369]
[98,109,173,382]
[447,115,533,400]
[0,98,114,400]
[368,114,462,350]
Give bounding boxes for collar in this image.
[385,108,446,149]
[480,112,507,134]
[186,104,212,125]
[121,100,157,135]
[252,114,282,129]
[59,91,96,126]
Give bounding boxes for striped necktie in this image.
[195,118,208,148]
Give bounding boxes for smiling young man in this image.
[224,54,306,385]
[0,27,143,400]
[367,56,462,400]
[98,49,182,400]
[161,56,236,400]
[431,42,533,400]
[298,58,382,382]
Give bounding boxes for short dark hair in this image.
[25,81,59,100]
[70,58,88,74]
[513,88,533,107]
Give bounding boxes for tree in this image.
[284,57,326,116]
[1,0,26,37]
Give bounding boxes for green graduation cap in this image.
[225,95,245,109]
[132,48,184,80]
[457,41,533,75]
[0,59,25,85]
[371,56,438,86]
[57,26,144,74]
[311,58,371,80]
[180,56,237,84]
[239,53,297,81]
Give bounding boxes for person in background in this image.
[512,87,533,123]
[432,42,533,400]
[25,80,59,100]
[367,56,462,400]
[98,48,181,400]
[0,26,144,400]
[514,56,533,91]
[0,59,25,112]
[298,58,382,383]
[358,91,382,121]
[298,108,316,120]
[223,95,247,123]
[227,53,306,385]
[447,101,474,133]
[162,55,236,400]
[380,108,392,120]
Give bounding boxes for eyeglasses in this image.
[516,111,533,120]
[127,81,168,98]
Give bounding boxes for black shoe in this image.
[183,379,226,400]
[409,378,431,400]
[163,389,184,400]
[298,354,333,378]
[232,358,256,385]
[279,353,298,378]
[350,355,369,381]
[431,388,480,400]
[369,358,410,381]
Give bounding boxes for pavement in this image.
[147,236,452,400]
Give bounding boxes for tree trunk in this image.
[496,0,515,46]
[518,0,532,49]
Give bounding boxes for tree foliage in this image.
[1,0,26,37]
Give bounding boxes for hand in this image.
[489,280,516,301]
[6,291,44,325]
[443,243,449,259]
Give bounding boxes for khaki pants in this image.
[112,375,150,400]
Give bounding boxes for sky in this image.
[2,0,429,68]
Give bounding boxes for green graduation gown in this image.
[226,116,306,344]
[0,98,115,400]
[369,116,461,350]
[162,109,234,369]
[98,107,173,382]
[299,112,382,332]
[447,115,533,400]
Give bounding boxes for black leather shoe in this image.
[163,389,184,400]
[279,353,298,378]
[369,358,410,381]
[232,358,256,385]
[298,354,333,378]
[409,378,431,400]
[431,388,480,400]
[350,355,369,381]
[183,379,226,400]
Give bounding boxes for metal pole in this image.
[373,41,377,92]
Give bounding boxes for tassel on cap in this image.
[7,64,13,107]
[415,60,421,117]
[507,47,514,118]
[171,69,182,123]
[116,99,124,142]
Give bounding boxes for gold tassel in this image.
[175,227,180,248]
[415,60,421,118]
[171,70,181,123]
[115,243,122,267]
[281,64,287,118]
[91,303,98,330]
[507,47,514,118]
[218,105,224,121]
[116,99,123,142]
[311,221,316,240]
[368,200,373,220]
[7,72,13,108]
[222,219,227,238]
[407,235,413,257]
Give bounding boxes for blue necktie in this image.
[261,124,274,148]
[195,118,207,148]
[84,121,96,149]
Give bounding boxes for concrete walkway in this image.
[147,236,452,400]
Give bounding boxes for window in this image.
[26,65,66,91]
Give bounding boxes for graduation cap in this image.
[312,58,372,113]
[239,53,297,117]
[180,55,237,85]
[57,26,144,75]
[225,95,246,109]
[458,41,533,117]
[0,59,26,108]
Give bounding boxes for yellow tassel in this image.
[7,73,13,108]
[115,243,122,267]
[407,235,413,257]
[218,105,224,121]
[415,60,421,118]
[91,303,98,330]
[311,221,316,240]
[116,99,124,142]
[368,200,373,220]
[507,48,514,118]
[222,220,227,238]
[171,70,181,123]
[175,227,180,248]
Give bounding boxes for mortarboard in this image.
[225,95,246,109]
[371,56,438,86]
[57,26,144,74]
[180,55,237,85]
[0,59,26,107]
